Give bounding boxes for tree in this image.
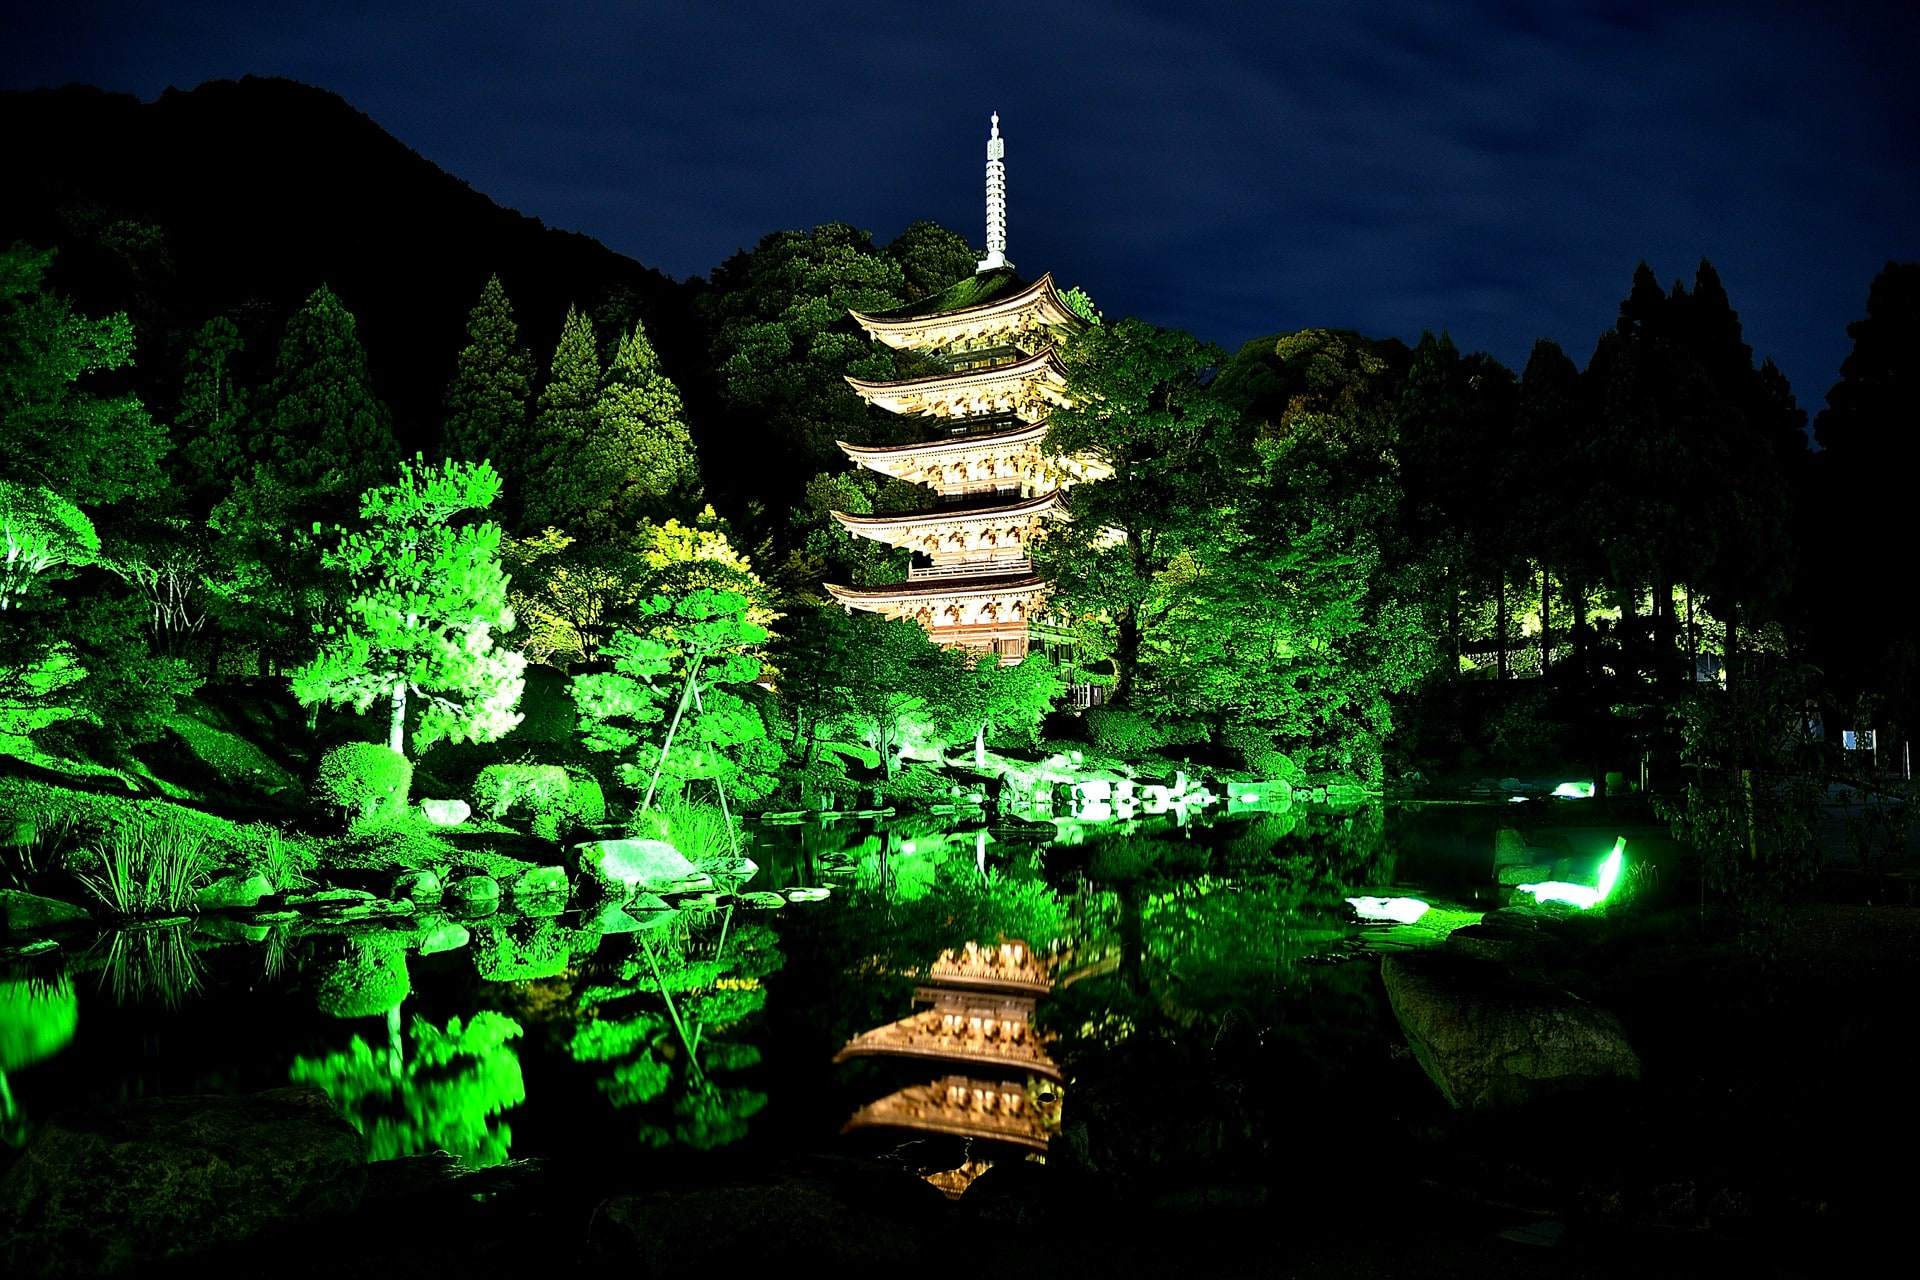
[770,607,965,780]
[884,220,977,302]
[576,319,701,537]
[521,306,601,533]
[247,284,399,510]
[170,316,248,514]
[291,457,526,758]
[572,588,784,804]
[0,244,168,509]
[504,528,649,669]
[777,469,926,596]
[440,275,534,488]
[946,653,1066,765]
[1037,318,1241,704]
[703,224,912,512]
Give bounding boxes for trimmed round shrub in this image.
[313,743,413,825]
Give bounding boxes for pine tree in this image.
[441,275,533,482]
[575,319,700,538]
[291,456,525,758]
[171,316,248,513]
[250,285,399,509]
[521,307,600,533]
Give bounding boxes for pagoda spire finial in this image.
[977,112,1011,273]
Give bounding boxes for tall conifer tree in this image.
[576,318,700,538]
[521,306,599,533]
[441,275,534,481]
[249,285,399,509]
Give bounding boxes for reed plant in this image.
[652,793,740,870]
[96,925,204,1007]
[75,820,212,917]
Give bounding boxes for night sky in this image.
[5,0,1915,406]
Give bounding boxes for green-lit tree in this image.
[291,456,525,758]
[521,306,601,533]
[1037,318,1241,704]
[770,607,964,781]
[0,244,168,509]
[575,319,701,536]
[440,275,534,489]
[572,588,783,804]
[170,316,248,514]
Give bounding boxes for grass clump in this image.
[73,819,213,917]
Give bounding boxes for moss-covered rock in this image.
[0,1086,364,1276]
[1,890,90,936]
[195,871,272,912]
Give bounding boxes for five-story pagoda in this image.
[824,115,1104,664]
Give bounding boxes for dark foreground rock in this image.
[1382,951,1640,1109]
[0,1086,366,1276]
[590,1158,952,1273]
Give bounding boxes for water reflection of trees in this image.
[564,912,784,1150]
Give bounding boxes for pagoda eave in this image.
[849,271,1087,348]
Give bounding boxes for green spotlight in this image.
[1515,837,1625,910]
[1346,895,1431,924]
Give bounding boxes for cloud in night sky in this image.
[3,0,1915,403]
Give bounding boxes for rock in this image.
[785,886,831,902]
[737,891,786,910]
[417,920,471,955]
[1444,909,1548,965]
[419,798,471,827]
[1,890,91,935]
[0,1086,365,1276]
[1493,827,1532,869]
[391,868,443,906]
[286,888,375,913]
[511,864,568,899]
[195,916,271,945]
[1496,862,1556,887]
[445,874,501,909]
[195,872,272,913]
[570,838,711,896]
[1381,951,1640,1110]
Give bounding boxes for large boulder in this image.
[571,838,712,897]
[1381,951,1640,1110]
[0,1087,365,1275]
[195,871,271,913]
[419,798,471,827]
[1,890,90,935]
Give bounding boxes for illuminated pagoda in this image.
[824,114,1105,664]
[843,1075,1058,1153]
[833,990,1061,1080]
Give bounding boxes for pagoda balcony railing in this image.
[908,558,1033,582]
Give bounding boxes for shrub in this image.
[1219,724,1305,784]
[314,743,413,826]
[565,771,607,828]
[1085,706,1176,757]
[473,762,569,821]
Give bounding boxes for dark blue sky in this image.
[5,0,1915,406]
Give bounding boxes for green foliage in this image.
[441,275,534,481]
[703,223,912,506]
[314,741,414,826]
[72,819,213,916]
[772,605,966,777]
[884,221,977,301]
[520,306,601,533]
[573,319,701,537]
[471,761,569,819]
[1038,318,1243,705]
[247,284,401,512]
[567,769,607,827]
[289,1011,526,1167]
[170,316,248,511]
[1086,705,1181,757]
[0,483,99,609]
[0,243,168,508]
[654,794,738,866]
[1654,655,1825,944]
[572,588,783,803]
[1061,285,1103,325]
[292,456,526,758]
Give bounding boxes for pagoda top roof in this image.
[850,271,1087,341]
[857,266,1032,322]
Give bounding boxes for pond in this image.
[1,803,1519,1199]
